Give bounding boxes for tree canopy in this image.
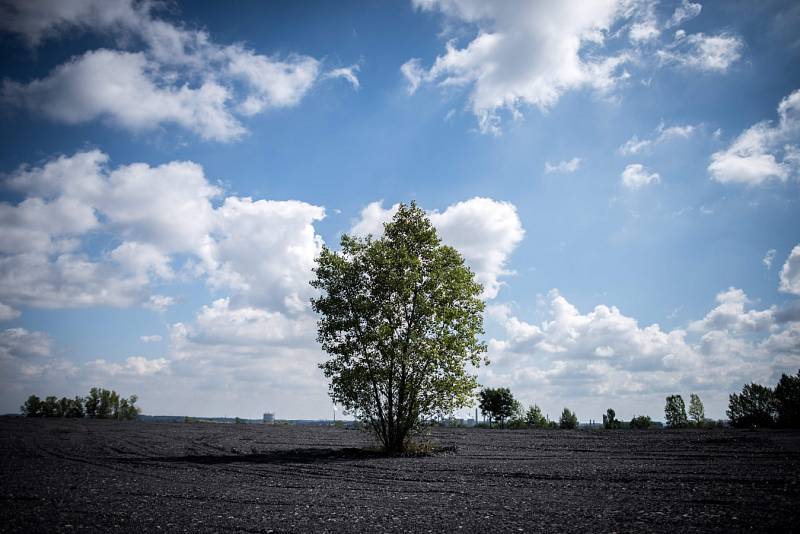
[664,394,688,428]
[311,202,487,452]
[478,387,517,427]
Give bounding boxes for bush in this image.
[629,415,652,429]
[559,407,578,429]
[727,383,777,428]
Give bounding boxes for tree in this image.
[478,388,517,427]
[311,202,487,453]
[688,393,705,425]
[664,395,688,428]
[525,404,547,428]
[85,387,100,418]
[727,383,777,428]
[559,407,578,429]
[20,395,43,417]
[603,408,620,429]
[41,396,59,417]
[775,370,800,428]
[629,415,652,429]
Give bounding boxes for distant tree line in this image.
[477,388,578,429]
[20,388,140,420]
[727,370,800,428]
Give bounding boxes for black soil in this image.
[1,418,799,532]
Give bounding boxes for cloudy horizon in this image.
[1,0,798,422]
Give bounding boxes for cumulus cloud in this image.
[1,150,326,312]
[484,287,800,419]
[403,0,631,134]
[621,163,660,189]
[780,245,800,296]
[618,122,697,155]
[350,198,524,299]
[0,302,20,321]
[0,0,355,141]
[657,32,743,72]
[87,355,170,377]
[0,327,51,359]
[140,335,162,343]
[708,89,800,185]
[544,157,582,174]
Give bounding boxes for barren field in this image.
[1,418,799,533]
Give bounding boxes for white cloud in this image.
[544,157,582,174]
[657,32,743,72]
[708,89,800,185]
[618,122,697,155]
[350,198,524,299]
[666,0,702,28]
[763,249,777,269]
[87,356,170,377]
[0,302,20,321]
[323,65,361,90]
[403,0,631,134]
[0,0,353,142]
[484,287,800,419]
[3,50,245,142]
[0,327,51,359]
[780,245,800,296]
[140,335,162,343]
[621,163,660,189]
[1,150,326,312]
[144,295,174,313]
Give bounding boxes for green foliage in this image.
[20,395,43,417]
[603,408,620,429]
[727,383,777,428]
[559,407,578,429]
[311,202,487,453]
[775,370,800,428]
[688,393,705,424]
[525,404,547,428]
[664,395,688,428]
[629,415,652,429]
[478,388,517,427]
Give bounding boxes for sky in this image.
[0,0,798,422]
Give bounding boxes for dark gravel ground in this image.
[1,418,799,533]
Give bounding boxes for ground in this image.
[1,418,799,533]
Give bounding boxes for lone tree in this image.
[478,387,517,427]
[664,395,688,427]
[525,404,547,428]
[311,202,487,452]
[688,393,705,425]
[603,408,620,429]
[559,407,578,429]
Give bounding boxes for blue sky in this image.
[1,0,798,421]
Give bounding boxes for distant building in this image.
[263,412,275,424]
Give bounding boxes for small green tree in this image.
[775,370,800,428]
[688,393,705,425]
[20,395,43,417]
[629,415,652,429]
[664,394,688,428]
[559,407,578,429]
[85,388,100,418]
[603,408,620,429]
[478,388,517,427]
[66,396,85,418]
[41,396,59,417]
[525,404,547,428]
[311,202,487,452]
[727,383,777,428]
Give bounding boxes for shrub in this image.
[629,415,652,429]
